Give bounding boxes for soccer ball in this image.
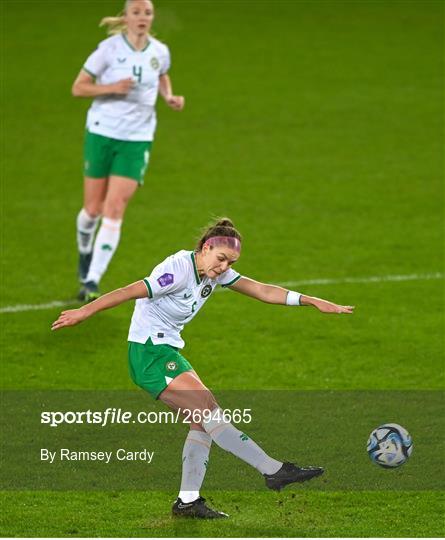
[367,423,413,468]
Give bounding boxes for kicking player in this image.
[72,0,184,301]
[52,218,354,519]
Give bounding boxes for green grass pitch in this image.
[1,0,444,537]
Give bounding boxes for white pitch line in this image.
[278,271,444,288]
[0,300,77,314]
[0,272,443,314]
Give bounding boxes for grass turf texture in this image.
[1,492,444,538]
[1,0,444,537]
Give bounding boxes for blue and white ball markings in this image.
[367,423,413,468]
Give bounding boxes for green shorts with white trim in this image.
[128,338,193,399]
[84,130,152,184]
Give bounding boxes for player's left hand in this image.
[312,298,355,314]
[166,95,185,111]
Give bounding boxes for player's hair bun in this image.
[214,217,235,229]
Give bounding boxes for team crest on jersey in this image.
[150,57,160,69]
[201,284,213,298]
[166,361,177,371]
[158,273,174,287]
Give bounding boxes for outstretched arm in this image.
[229,277,354,314]
[51,281,148,331]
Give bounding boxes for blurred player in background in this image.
[53,218,354,519]
[72,0,184,301]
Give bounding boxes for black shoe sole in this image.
[172,513,228,519]
[172,510,228,519]
[266,468,324,491]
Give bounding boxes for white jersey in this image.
[83,34,171,141]
[128,250,242,348]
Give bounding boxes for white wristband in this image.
[286,290,302,306]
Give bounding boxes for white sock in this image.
[202,408,282,475]
[86,217,122,284]
[76,208,100,254]
[178,430,211,503]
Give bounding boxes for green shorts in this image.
[84,130,152,184]
[128,339,193,399]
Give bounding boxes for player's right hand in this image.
[51,308,88,331]
[111,78,135,95]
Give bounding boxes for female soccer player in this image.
[52,218,354,519]
[73,0,184,301]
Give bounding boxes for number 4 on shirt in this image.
[132,65,142,83]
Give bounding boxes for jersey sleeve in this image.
[143,256,188,299]
[83,41,109,78]
[217,268,242,288]
[159,45,171,75]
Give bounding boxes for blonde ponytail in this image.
[99,14,127,36]
[99,1,132,35]
[99,1,154,36]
